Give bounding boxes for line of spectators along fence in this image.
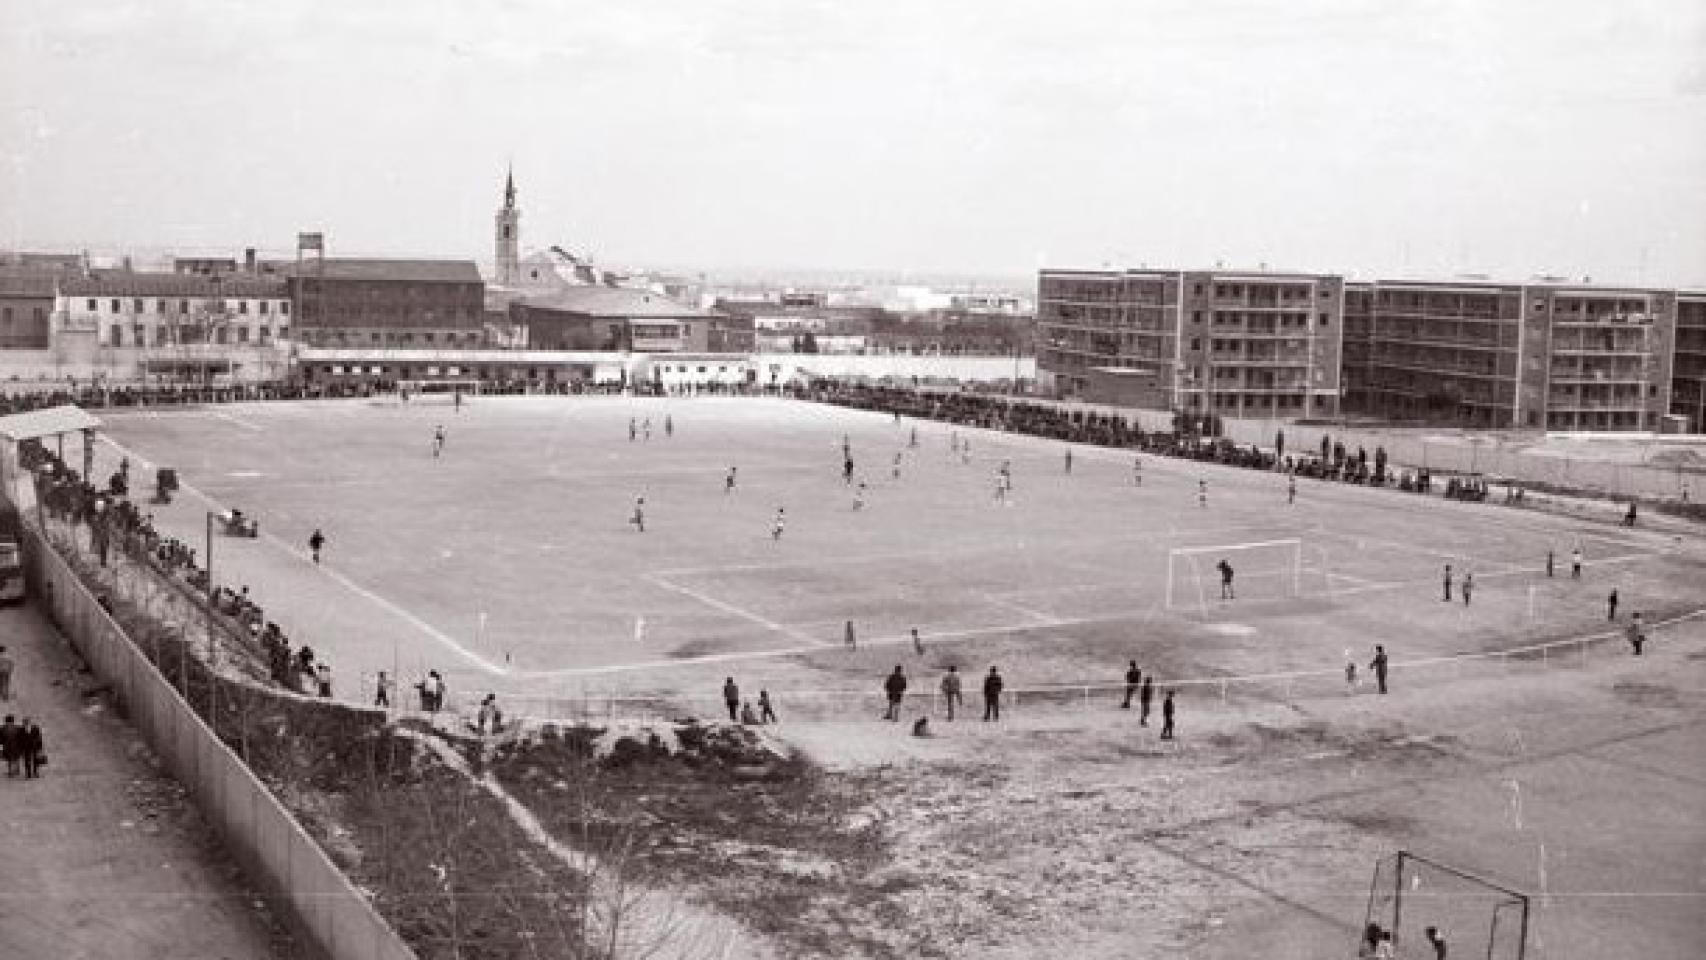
[790,381,1531,500]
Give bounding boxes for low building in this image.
[57,271,292,349]
[0,268,64,349]
[287,258,486,349]
[514,286,717,353]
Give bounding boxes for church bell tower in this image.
[494,165,520,285]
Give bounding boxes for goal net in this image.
[1164,538,1314,614]
[1364,850,1529,960]
[398,380,483,403]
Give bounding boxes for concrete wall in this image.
[754,352,1034,384]
[1,463,416,960]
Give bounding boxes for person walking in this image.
[308,528,326,564]
[758,689,777,724]
[982,666,1004,722]
[722,677,740,721]
[1160,691,1176,740]
[1546,549,1555,578]
[0,645,13,701]
[316,663,333,698]
[940,666,963,721]
[0,715,19,777]
[20,718,43,778]
[374,671,393,708]
[1287,476,1297,504]
[1138,675,1155,726]
[1626,613,1646,656]
[1461,572,1473,606]
[1121,660,1142,709]
[844,619,857,650]
[1441,564,1453,602]
[1064,448,1073,474]
[911,628,925,656]
[1217,560,1235,600]
[1424,926,1448,960]
[883,666,908,721]
[1370,645,1390,694]
[1607,589,1619,621]
[1571,547,1583,579]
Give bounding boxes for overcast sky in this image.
[3,0,1704,285]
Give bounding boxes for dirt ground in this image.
[0,602,296,959]
[89,396,1706,958]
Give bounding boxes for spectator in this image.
[375,671,393,708]
[758,689,777,724]
[1160,690,1176,740]
[982,666,1004,722]
[0,715,18,776]
[883,666,907,721]
[1370,645,1390,694]
[0,645,13,701]
[1121,660,1142,709]
[21,718,43,779]
[940,666,963,720]
[722,677,739,722]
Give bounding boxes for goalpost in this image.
[1364,850,1530,960]
[1164,538,1308,615]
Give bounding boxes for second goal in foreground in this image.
[1165,538,1319,613]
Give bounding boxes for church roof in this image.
[519,286,709,319]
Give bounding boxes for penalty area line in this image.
[642,573,833,648]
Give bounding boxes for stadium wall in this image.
[0,468,416,960]
[755,352,1036,384]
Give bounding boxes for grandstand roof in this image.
[0,405,102,441]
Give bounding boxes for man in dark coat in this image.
[1121,660,1141,709]
[1370,645,1390,694]
[21,718,42,779]
[883,666,907,721]
[722,677,740,722]
[0,715,19,777]
[1138,676,1155,726]
[982,666,1004,722]
[1160,691,1176,740]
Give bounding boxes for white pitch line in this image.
[211,411,264,432]
[97,435,510,677]
[976,590,1058,624]
[642,573,832,648]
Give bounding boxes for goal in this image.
[1164,538,1307,614]
[398,380,484,403]
[1363,850,1529,960]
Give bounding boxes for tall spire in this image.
[503,164,516,210]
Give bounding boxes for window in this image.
[155,327,168,346]
[1190,337,1201,350]
[278,325,288,339]
[133,323,145,343]
[239,301,249,315]
[111,299,121,313]
[1192,311,1203,324]
[424,332,435,344]
[281,302,290,316]
[110,324,123,346]
[237,327,249,343]
[157,299,166,313]
[133,298,144,312]
[259,301,269,315]
[214,327,227,344]
[180,300,190,315]
[259,326,270,342]
[87,299,98,311]
[1319,312,1330,327]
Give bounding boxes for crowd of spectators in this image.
[793,381,1460,497]
[19,440,334,700]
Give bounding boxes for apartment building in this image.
[1036,268,1343,418]
[57,271,292,348]
[1673,293,1706,432]
[1343,280,1681,431]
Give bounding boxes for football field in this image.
[91,394,1706,959]
[94,394,1700,705]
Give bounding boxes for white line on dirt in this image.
[643,572,832,648]
[210,411,263,432]
[97,435,511,677]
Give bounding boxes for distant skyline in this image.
[4,0,1704,287]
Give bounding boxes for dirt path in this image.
[0,602,294,960]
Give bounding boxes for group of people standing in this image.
[0,648,45,780]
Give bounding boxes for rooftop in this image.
[519,286,708,319]
[61,271,288,298]
[288,258,483,284]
